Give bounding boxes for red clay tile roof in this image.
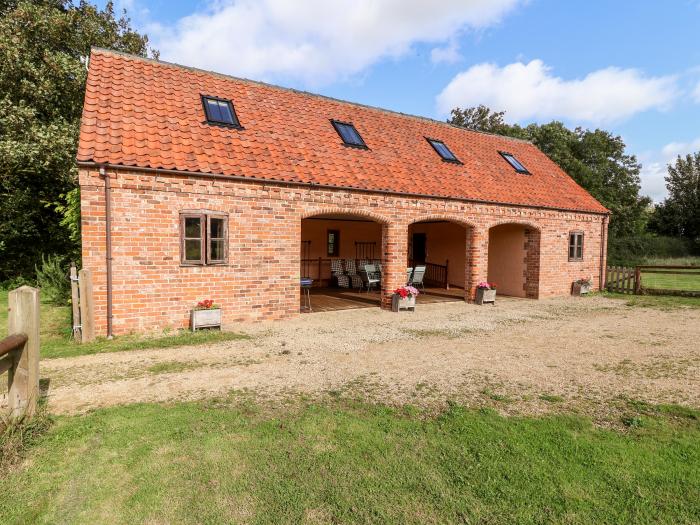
[77,49,608,214]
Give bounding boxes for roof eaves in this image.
[77,159,610,215]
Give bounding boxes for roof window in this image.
[499,151,529,174]
[331,120,367,148]
[202,95,240,127]
[426,138,460,163]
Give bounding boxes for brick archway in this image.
[406,216,475,301]
[487,222,541,299]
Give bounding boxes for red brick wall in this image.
[79,167,608,335]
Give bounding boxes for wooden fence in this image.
[69,264,95,343]
[605,266,639,294]
[636,265,700,297]
[606,265,700,296]
[0,286,40,420]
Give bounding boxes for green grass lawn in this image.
[0,290,248,359]
[602,291,700,309]
[1,399,698,524]
[640,268,700,292]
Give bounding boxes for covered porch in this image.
[300,286,466,313]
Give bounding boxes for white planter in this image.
[476,288,496,305]
[572,282,591,296]
[191,308,222,331]
[392,294,416,312]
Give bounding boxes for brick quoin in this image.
[80,168,608,336]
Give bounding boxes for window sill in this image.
[180,262,229,267]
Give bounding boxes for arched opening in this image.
[487,223,540,298]
[407,219,472,303]
[300,212,385,312]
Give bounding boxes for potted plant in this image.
[391,285,419,312]
[475,282,497,305]
[191,299,222,331]
[572,277,593,296]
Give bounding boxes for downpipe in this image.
[100,167,114,339]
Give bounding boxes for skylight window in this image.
[331,120,367,148]
[499,151,529,174]
[201,95,240,127]
[426,138,460,163]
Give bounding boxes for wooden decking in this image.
[301,287,466,313]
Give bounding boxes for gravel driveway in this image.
[42,296,700,421]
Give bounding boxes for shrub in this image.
[0,275,34,291]
[35,255,71,305]
[607,235,699,266]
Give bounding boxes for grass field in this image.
[640,268,700,292]
[0,290,248,359]
[1,399,699,524]
[603,291,700,309]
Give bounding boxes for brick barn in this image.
[77,49,609,337]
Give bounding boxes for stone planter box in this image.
[191,308,222,331]
[391,294,416,312]
[475,288,496,305]
[572,282,592,296]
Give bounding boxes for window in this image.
[426,138,460,163]
[331,120,367,148]
[327,229,340,257]
[499,151,529,174]
[568,232,584,261]
[180,212,228,265]
[201,95,240,127]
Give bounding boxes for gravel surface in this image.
[42,296,700,420]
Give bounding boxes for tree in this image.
[449,106,515,136]
[649,153,700,241]
[0,0,154,281]
[448,107,650,239]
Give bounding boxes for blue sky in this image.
[104,0,700,201]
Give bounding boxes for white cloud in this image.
[436,60,678,124]
[640,136,700,201]
[639,161,669,202]
[430,41,462,64]
[692,80,700,103]
[149,0,523,84]
[661,137,700,159]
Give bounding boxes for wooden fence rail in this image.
[606,265,700,296]
[636,264,700,297]
[1,286,40,419]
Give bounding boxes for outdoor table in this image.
[300,278,313,312]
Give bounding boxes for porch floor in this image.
[301,286,466,313]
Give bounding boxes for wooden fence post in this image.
[7,286,40,419]
[70,263,81,341]
[634,266,642,294]
[78,269,95,343]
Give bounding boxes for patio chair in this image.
[331,258,350,288]
[406,267,413,285]
[360,264,381,293]
[344,259,364,289]
[409,265,426,290]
